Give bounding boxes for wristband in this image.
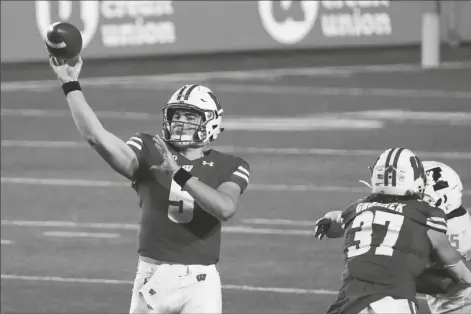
[173,167,193,188]
[62,81,81,96]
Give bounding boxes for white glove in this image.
[49,56,83,83]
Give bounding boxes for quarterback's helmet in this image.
[370,148,427,196]
[162,84,224,147]
[423,161,463,214]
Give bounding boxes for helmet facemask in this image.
[162,105,215,148]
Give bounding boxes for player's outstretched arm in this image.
[428,229,471,285]
[49,56,139,180]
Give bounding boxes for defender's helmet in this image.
[423,161,463,214]
[162,84,224,147]
[370,148,427,196]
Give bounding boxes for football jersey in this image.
[327,196,447,314]
[426,206,471,314]
[126,132,250,265]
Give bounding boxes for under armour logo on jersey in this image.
[202,161,214,167]
[182,165,193,171]
[149,288,156,296]
[173,155,178,160]
[196,273,207,282]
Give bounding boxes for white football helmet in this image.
[162,84,224,147]
[370,148,427,196]
[423,161,463,214]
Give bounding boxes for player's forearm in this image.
[444,260,471,285]
[183,178,236,221]
[66,90,106,142]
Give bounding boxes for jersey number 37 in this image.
[347,210,404,258]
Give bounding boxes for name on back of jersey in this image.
[356,202,405,214]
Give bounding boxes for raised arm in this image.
[49,57,139,180]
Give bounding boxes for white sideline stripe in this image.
[0,177,367,193]
[2,220,139,230]
[2,177,471,195]
[0,274,337,295]
[1,240,13,245]
[2,79,471,99]
[1,140,88,148]
[1,220,313,236]
[2,108,471,123]
[2,61,471,90]
[0,274,428,299]
[0,109,382,131]
[43,231,121,238]
[2,140,471,160]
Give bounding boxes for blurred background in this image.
[1,1,471,313]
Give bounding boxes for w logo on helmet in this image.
[371,148,426,196]
[410,156,425,182]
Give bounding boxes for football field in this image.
[1,53,471,313]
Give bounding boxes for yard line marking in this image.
[2,177,471,195]
[0,274,428,299]
[0,274,336,295]
[1,220,314,236]
[43,231,121,238]
[242,219,316,227]
[171,84,471,100]
[4,108,471,126]
[224,226,312,236]
[1,240,13,245]
[2,141,471,160]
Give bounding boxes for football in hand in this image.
[45,22,82,60]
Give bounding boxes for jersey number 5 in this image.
[347,211,404,258]
[168,180,195,223]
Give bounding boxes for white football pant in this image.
[129,258,222,314]
[359,297,417,314]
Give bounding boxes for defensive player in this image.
[314,148,471,314]
[49,57,250,314]
[420,161,471,313]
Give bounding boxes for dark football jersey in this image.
[327,196,447,314]
[125,132,250,265]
